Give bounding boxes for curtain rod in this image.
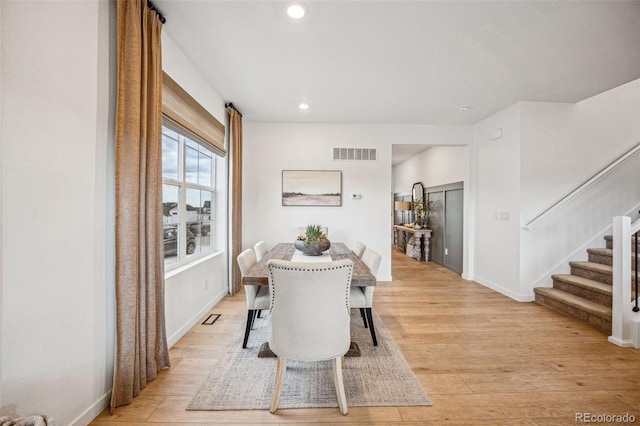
[147,0,166,24]
[225,102,243,117]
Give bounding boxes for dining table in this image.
[242,242,377,357]
[243,242,376,287]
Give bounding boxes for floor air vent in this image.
[201,313,221,325]
[333,147,377,161]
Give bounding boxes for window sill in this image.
[165,250,224,279]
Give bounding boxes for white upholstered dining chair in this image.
[351,241,366,258]
[349,248,382,346]
[267,259,354,415]
[254,240,269,262]
[237,248,270,348]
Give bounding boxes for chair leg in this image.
[359,308,368,328]
[332,356,348,415]
[242,310,255,349]
[269,356,287,414]
[251,309,258,328]
[365,308,378,346]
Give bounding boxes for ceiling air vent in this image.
[332,147,377,162]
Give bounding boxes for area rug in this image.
[187,310,432,410]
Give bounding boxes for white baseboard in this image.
[167,288,228,348]
[473,276,534,302]
[71,389,111,426]
[74,289,228,426]
[607,335,634,347]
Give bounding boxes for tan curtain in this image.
[229,106,243,295]
[111,0,170,411]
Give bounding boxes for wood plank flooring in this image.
[92,249,640,425]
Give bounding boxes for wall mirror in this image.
[412,181,424,205]
[412,181,425,226]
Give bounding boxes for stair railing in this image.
[609,216,640,348]
[524,143,640,231]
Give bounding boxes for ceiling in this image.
[154,0,640,163]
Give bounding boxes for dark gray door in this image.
[427,192,444,264]
[444,188,463,274]
[426,182,463,274]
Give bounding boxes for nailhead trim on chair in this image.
[268,263,354,314]
[345,269,352,312]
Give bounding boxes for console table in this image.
[393,225,431,261]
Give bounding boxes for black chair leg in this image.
[242,310,255,349]
[359,308,368,328]
[365,308,378,346]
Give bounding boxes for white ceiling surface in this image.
[155,0,640,161]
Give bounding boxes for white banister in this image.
[608,216,640,348]
[524,143,640,231]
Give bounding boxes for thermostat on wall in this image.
[352,194,362,200]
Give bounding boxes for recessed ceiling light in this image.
[287,3,307,19]
[298,103,309,110]
[458,105,471,113]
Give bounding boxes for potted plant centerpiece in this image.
[295,224,331,256]
[413,199,432,229]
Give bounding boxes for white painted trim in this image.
[528,202,640,290]
[165,250,223,279]
[167,288,227,348]
[472,276,534,302]
[529,229,606,289]
[607,336,634,347]
[610,216,632,346]
[70,391,111,426]
[630,313,640,349]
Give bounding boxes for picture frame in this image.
[282,170,342,206]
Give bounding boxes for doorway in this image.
[426,182,463,274]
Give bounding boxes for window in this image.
[162,124,215,267]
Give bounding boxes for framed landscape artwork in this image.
[282,170,342,206]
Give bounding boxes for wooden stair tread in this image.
[604,235,640,242]
[551,274,612,294]
[569,260,612,273]
[587,247,637,256]
[587,247,612,256]
[535,235,636,333]
[534,287,611,319]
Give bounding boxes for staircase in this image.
[534,235,637,333]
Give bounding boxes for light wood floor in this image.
[93,249,640,425]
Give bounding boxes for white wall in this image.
[520,80,640,221]
[242,123,471,281]
[393,145,467,193]
[519,79,640,292]
[469,79,640,301]
[161,34,229,346]
[470,103,525,299]
[1,2,114,424]
[0,5,231,424]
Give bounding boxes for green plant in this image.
[413,199,432,225]
[297,224,328,244]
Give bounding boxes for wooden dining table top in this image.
[242,242,376,287]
